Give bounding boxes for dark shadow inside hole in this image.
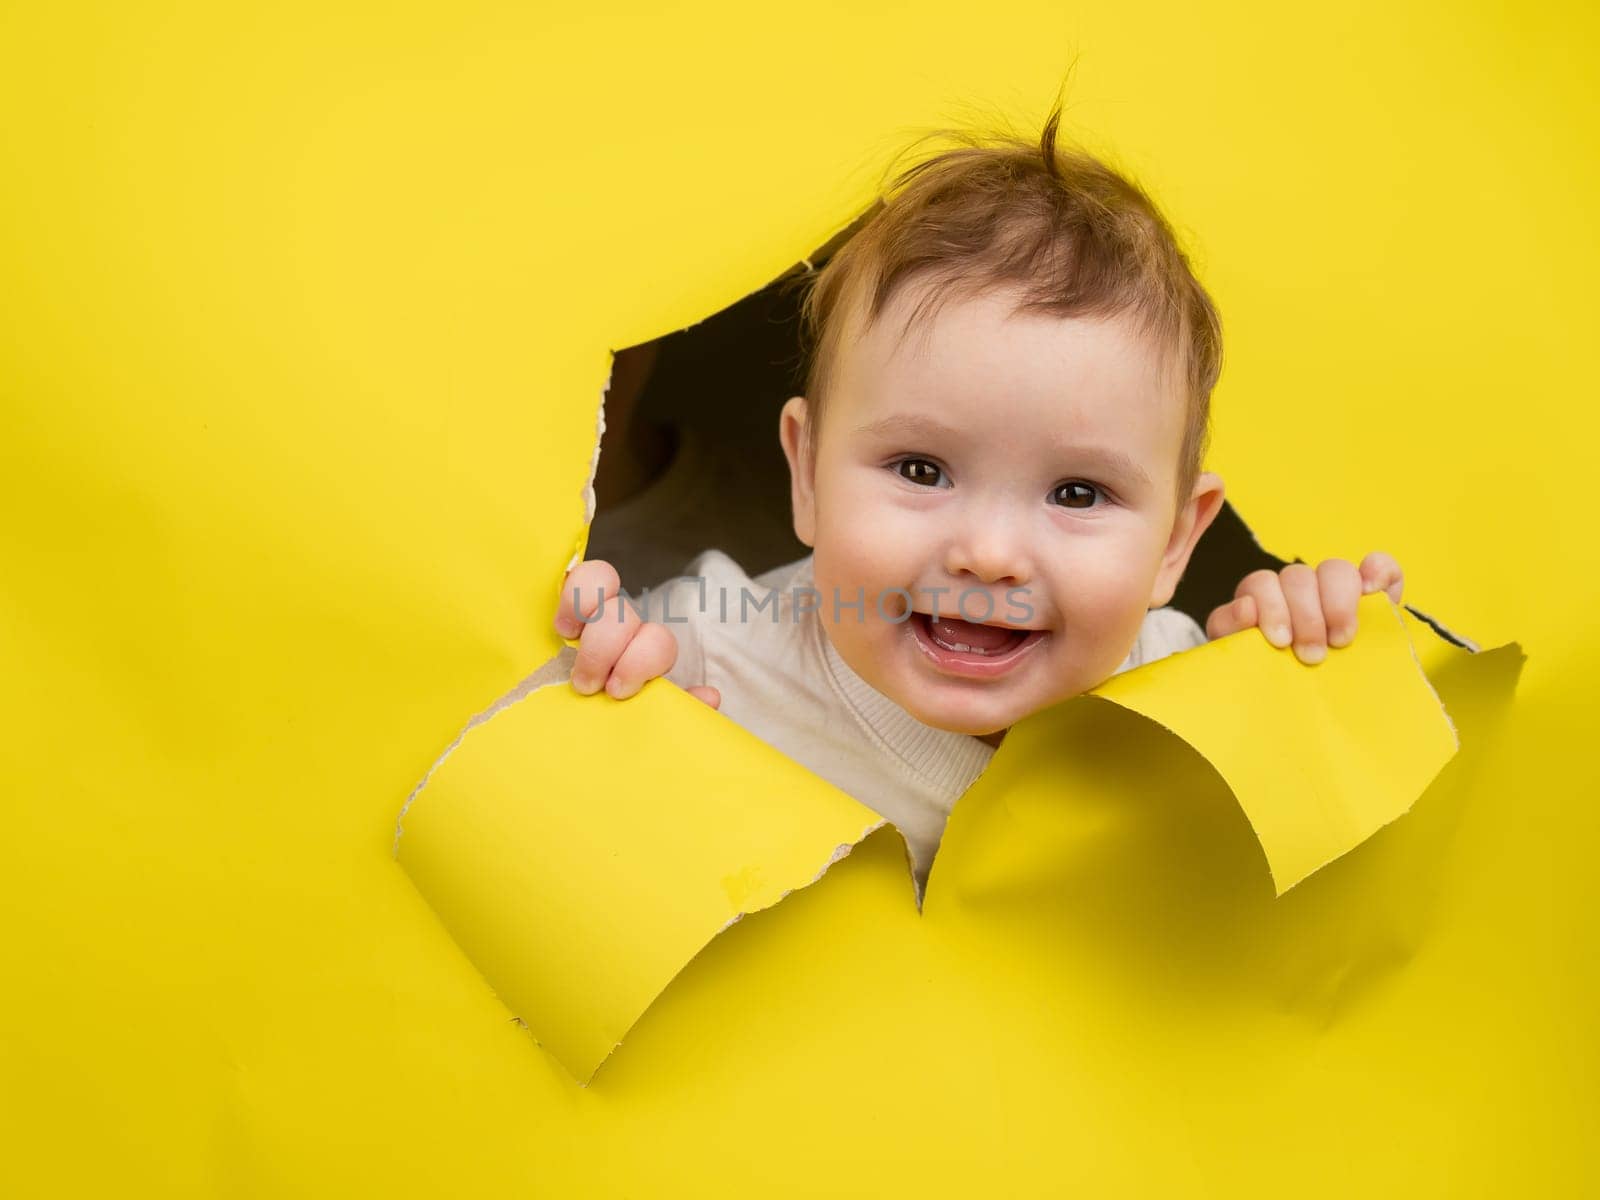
[585,244,1291,629]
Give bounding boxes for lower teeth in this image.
[925,619,1022,656]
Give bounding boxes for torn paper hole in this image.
[570,246,1469,898]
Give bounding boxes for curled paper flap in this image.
[396,670,885,1083]
[1088,593,1461,893]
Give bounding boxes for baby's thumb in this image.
[685,685,722,711]
[1205,594,1257,640]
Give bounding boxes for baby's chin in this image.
[881,685,1040,739]
[876,669,1116,738]
[835,630,1122,738]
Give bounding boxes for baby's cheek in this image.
[816,527,905,601]
[1059,561,1153,657]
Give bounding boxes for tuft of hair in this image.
[790,101,1223,511]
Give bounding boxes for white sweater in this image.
[628,549,1207,904]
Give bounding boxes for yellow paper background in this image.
[2,0,1594,1194]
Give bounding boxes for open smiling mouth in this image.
[906,611,1049,678]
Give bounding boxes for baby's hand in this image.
[553,559,722,709]
[1204,552,1404,665]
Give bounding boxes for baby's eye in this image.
[1051,481,1102,509]
[895,458,946,488]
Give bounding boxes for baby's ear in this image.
[1149,471,1226,608]
[778,396,816,547]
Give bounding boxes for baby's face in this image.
[780,280,1222,740]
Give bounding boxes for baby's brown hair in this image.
[794,102,1223,512]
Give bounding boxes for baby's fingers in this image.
[603,621,679,700]
[1275,563,1330,663]
[1359,551,1404,604]
[555,559,621,640]
[569,593,640,694]
[1317,558,1363,649]
[684,685,722,711]
[1233,569,1293,649]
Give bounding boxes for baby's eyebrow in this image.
[855,413,964,443]
[854,412,1153,490]
[1059,445,1153,491]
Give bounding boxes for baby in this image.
[554,106,1404,899]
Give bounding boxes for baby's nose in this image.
[944,522,1032,588]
